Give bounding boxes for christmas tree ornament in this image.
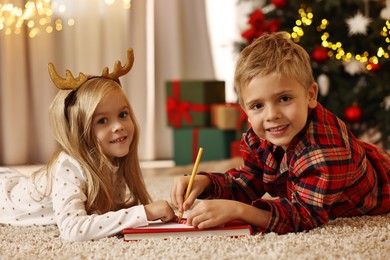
[344,104,362,123]
[343,58,366,75]
[346,12,372,36]
[382,96,390,111]
[266,18,281,32]
[241,8,279,44]
[317,74,330,96]
[271,0,287,9]
[262,4,276,14]
[311,46,328,63]
[248,8,265,28]
[353,76,368,94]
[380,0,390,20]
[367,61,381,71]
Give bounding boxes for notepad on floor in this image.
[122,220,253,241]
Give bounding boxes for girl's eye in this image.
[119,111,128,118]
[97,118,108,124]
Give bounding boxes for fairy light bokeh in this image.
[288,5,390,71]
[0,0,131,38]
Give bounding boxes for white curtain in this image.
[0,0,215,165]
[153,0,215,159]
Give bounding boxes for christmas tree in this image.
[237,0,390,148]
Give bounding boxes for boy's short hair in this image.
[234,31,315,104]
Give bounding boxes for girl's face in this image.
[242,73,318,150]
[92,88,134,163]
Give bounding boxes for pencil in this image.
[177,147,204,223]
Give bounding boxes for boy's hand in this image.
[144,200,175,222]
[170,175,211,212]
[187,199,272,229]
[186,200,240,229]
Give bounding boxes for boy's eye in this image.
[119,111,128,118]
[251,103,264,110]
[280,96,291,102]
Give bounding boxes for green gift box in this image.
[173,128,236,166]
[166,80,225,128]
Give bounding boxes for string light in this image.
[288,4,390,70]
[0,0,132,38]
[290,6,313,42]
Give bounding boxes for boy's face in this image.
[241,73,318,150]
[92,88,134,163]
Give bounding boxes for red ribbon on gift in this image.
[166,80,211,128]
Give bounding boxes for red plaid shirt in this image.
[199,103,390,234]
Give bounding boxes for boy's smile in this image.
[242,73,318,150]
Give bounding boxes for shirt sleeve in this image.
[51,153,149,242]
[198,136,267,204]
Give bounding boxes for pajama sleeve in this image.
[198,135,268,203]
[52,153,149,241]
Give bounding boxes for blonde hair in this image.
[234,31,315,104]
[37,78,151,214]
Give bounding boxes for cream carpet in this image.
[1,158,390,259]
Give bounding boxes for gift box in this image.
[166,80,225,128]
[211,103,241,130]
[210,103,250,138]
[173,128,236,165]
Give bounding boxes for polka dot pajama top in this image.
[0,152,148,241]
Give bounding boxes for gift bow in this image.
[166,80,210,128]
[166,97,193,127]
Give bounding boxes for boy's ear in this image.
[240,104,251,123]
[308,83,318,109]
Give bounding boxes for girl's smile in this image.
[110,136,128,144]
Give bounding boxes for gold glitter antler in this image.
[48,63,88,90]
[48,48,134,90]
[102,48,134,80]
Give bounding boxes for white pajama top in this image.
[0,152,148,241]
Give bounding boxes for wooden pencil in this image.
[177,147,204,222]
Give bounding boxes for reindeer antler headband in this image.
[48,48,134,90]
[48,48,134,125]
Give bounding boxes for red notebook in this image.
[122,220,253,241]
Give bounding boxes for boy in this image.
[170,32,390,234]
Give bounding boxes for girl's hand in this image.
[144,200,175,222]
[170,175,211,213]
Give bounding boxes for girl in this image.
[0,49,175,241]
